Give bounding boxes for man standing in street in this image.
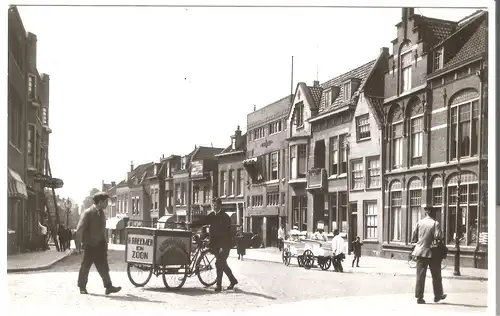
[331,229,345,272]
[411,206,447,304]
[277,224,285,251]
[76,192,121,295]
[190,197,238,292]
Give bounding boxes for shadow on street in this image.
[142,286,276,300]
[88,293,165,303]
[439,302,487,309]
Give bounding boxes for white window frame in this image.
[450,98,480,160]
[356,114,370,141]
[27,124,36,167]
[401,50,412,92]
[343,82,351,101]
[220,171,227,196]
[433,48,443,71]
[28,74,36,99]
[392,121,404,169]
[270,151,280,180]
[269,120,282,135]
[390,182,403,242]
[367,157,381,188]
[231,138,236,150]
[351,160,364,190]
[228,169,235,196]
[364,201,378,240]
[410,115,424,163]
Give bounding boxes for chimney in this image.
[313,80,320,87]
[408,8,414,16]
[253,105,256,111]
[130,161,134,172]
[380,47,389,55]
[234,125,242,149]
[111,181,116,187]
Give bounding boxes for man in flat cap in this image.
[76,192,121,295]
[189,197,238,292]
[411,206,447,304]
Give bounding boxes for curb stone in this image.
[7,249,74,273]
[228,254,488,281]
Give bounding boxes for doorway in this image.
[349,202,358,254]
[266,216,279,247]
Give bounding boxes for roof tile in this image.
[318,60,376,113]
[444,18,487,69]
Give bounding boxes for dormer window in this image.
[325,89,333,106]
[433,48,443,71]
[154,164,157,175]
[231,138,236,150]
[181,156,186,170]
[343,82,351,101]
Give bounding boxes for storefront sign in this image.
[126,234,154,264]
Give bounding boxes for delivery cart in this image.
[300,239,333,270]
[125,225,217,290]
[282,240,306,267]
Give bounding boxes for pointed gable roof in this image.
[192,146,225,161]
[318,59,377,114]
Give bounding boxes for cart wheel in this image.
[303,250,314,270]
[318,257,331,271]
[282,249,291,266]
[196,249,217,287]
[297,255,304,267]
[126,263,153,287]
[160,246,189,290]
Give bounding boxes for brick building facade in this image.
[8,6,54,253]
[244,95,292,247]
[158,155,181,227]
[380,9,488,267]
[215,126,247,226]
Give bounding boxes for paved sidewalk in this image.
[7,247,73,273]
[229,248,489,281]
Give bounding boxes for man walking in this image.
[76,192,121,295]
[411,206,447,304]
[190,197,238,292]
[331,229,345,272]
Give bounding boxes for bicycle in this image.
[126,225,217,290]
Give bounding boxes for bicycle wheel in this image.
[196,249,217,287]
[407,254,417,268]
[160,245,189,290]
[441,258,448,270]
[127,263,153,287]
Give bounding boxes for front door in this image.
[349,207,358,254]
[266,216,279,247]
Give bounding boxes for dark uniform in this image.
[191,199,238,291]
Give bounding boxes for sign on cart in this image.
[126,234,154,264]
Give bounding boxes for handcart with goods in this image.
[300,238,334,270]
[282,239,306,267]
[125,223,217,290]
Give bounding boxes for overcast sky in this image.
[14,4,482,204]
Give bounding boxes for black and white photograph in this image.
[5,1,496,315]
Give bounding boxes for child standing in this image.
[236,226,246,260]
[352,236,363,267]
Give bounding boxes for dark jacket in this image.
[76,205,107,247]
[352,240,363,257]
[191,211,232,250]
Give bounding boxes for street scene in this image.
[7,4,490,315]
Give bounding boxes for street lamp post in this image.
[64,199,72,228]
[453,163,462,276]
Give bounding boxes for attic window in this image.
[231,138,236,150]
[433,48,443,71]
[325,89,333,106]
[154,165,158,175]
[181,156,187,170]
[343,82,351,101]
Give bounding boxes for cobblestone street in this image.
[8,250,488,314]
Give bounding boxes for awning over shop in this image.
[176,210,187,216]
[8,168,28,200]
[157,215,176,229]
[106,217,126,230]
